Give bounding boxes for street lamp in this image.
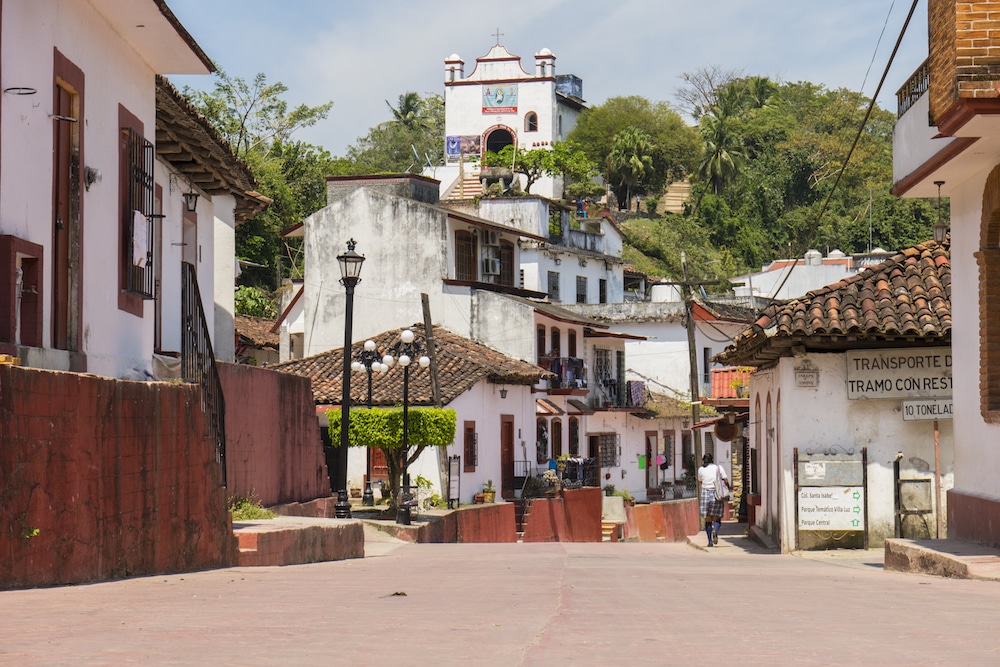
[933,181,948,244]
[351,339,388,505]
[384,328,430,525]
[336,239,365,505]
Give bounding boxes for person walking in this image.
[698,453,730,547]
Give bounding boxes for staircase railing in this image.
[181,261,227,487]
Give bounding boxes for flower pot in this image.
[474,493,485,504]
[483,491,496,503]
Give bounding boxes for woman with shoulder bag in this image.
[697,453,730,547]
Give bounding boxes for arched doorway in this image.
[485,127,514,154]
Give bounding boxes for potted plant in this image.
[482,480,496,503]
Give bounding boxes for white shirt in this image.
[698,463,728,490]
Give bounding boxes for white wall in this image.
[949,170,1000,499]
[751,352,954,552]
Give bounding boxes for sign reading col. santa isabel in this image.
[845,347,952,400]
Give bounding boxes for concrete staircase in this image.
[442,173,483,200]
[659,179,691,215]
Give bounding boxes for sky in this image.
[165,0,929,157]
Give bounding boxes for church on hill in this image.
[429,35,587,201]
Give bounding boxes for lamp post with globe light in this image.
[383,329,430,525]
[351,339,389,505]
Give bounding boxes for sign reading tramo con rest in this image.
[845,347,952,400]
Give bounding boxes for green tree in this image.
[568,96,701,201]
[481,141,597,195]
[184,70,335,292]
[698,108,745,195]
[608,128,655,208]
[329,407,457,511]
[347,92,444,173]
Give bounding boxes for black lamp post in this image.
[336,239,365,501]
[384,328,430,525]
[351,339,388,505]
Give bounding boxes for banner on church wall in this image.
[446,135,481,159]
[482,85,518,113]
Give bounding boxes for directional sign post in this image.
[797,486,865,531]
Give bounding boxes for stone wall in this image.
[218,362,327,506]
[0,366,237,589]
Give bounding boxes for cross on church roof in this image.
[493,28,504,45]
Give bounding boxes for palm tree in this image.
[608,127,655,210]
[385,92,425,130]
[698,108,746,195]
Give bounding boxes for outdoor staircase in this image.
[601,521,620,542]
[513,498,530,541]
[659,179,691,215]
[442,173,483,200]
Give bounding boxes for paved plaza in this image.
[1,526,998,666]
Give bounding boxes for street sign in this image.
[901,398,953,421]
[846,347,952,400]
[798,486,865,531]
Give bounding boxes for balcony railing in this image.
[896,59,929,118]
[590,379,646,409]
[545,356,587,390]
[181,261,227,487]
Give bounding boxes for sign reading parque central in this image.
[845,347,952,400]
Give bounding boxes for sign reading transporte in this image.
[902,398,953,421]
[798,486,865,531]
[845,347,952,400]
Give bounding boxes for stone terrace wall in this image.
[0,366,237,589]
[218,363,326,506]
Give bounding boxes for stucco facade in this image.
[747,352,953,552]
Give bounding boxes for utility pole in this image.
[681,251,702,473]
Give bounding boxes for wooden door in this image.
[500,415,514,499]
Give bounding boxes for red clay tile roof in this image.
[716,238,951,367]
[235,314,280,350]
[270,324,550,406]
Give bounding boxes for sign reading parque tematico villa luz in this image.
[845,348,953,420]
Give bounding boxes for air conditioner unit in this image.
[483,230,500,246]
[481,258,501,276]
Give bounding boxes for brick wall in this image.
[929,0,1000,124]
[0,366,237,589]
[218,362,327,506]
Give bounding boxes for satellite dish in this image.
[714,421,737,442]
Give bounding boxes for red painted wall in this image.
[624,498,699,542]
[0,366,237,589]
[218,362,326,506]
[948,489,1000,548]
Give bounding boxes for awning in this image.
[567,398,595,415]
[583,327,646,340]
[536,398,564,415]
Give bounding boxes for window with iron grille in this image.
[598,433,619,467]
[499,240,515,287]
[536,418,549,464]
[463,421,477,471]
[455,230,476,281]
[569,417,580,457]
[121,127,155,299]
[662,432,674,465]
[599,278,607,304]
[576,275,587,303]
[704,432,716,459]
[547,270,560,301]
[616,350,625,397]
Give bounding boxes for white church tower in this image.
[431,36,586,202]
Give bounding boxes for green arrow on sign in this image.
[852,491,861,500]
[853,506,861,514]
[851,519,860,527]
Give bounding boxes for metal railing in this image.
[181,261,227,486]
[896,59,929,118]
[545,356,587,390]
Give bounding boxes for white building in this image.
[889,0,1000,548]
[718,241,953,551]
[730,249,894,301]
[0,1,265,379]
[431,41,586,201]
